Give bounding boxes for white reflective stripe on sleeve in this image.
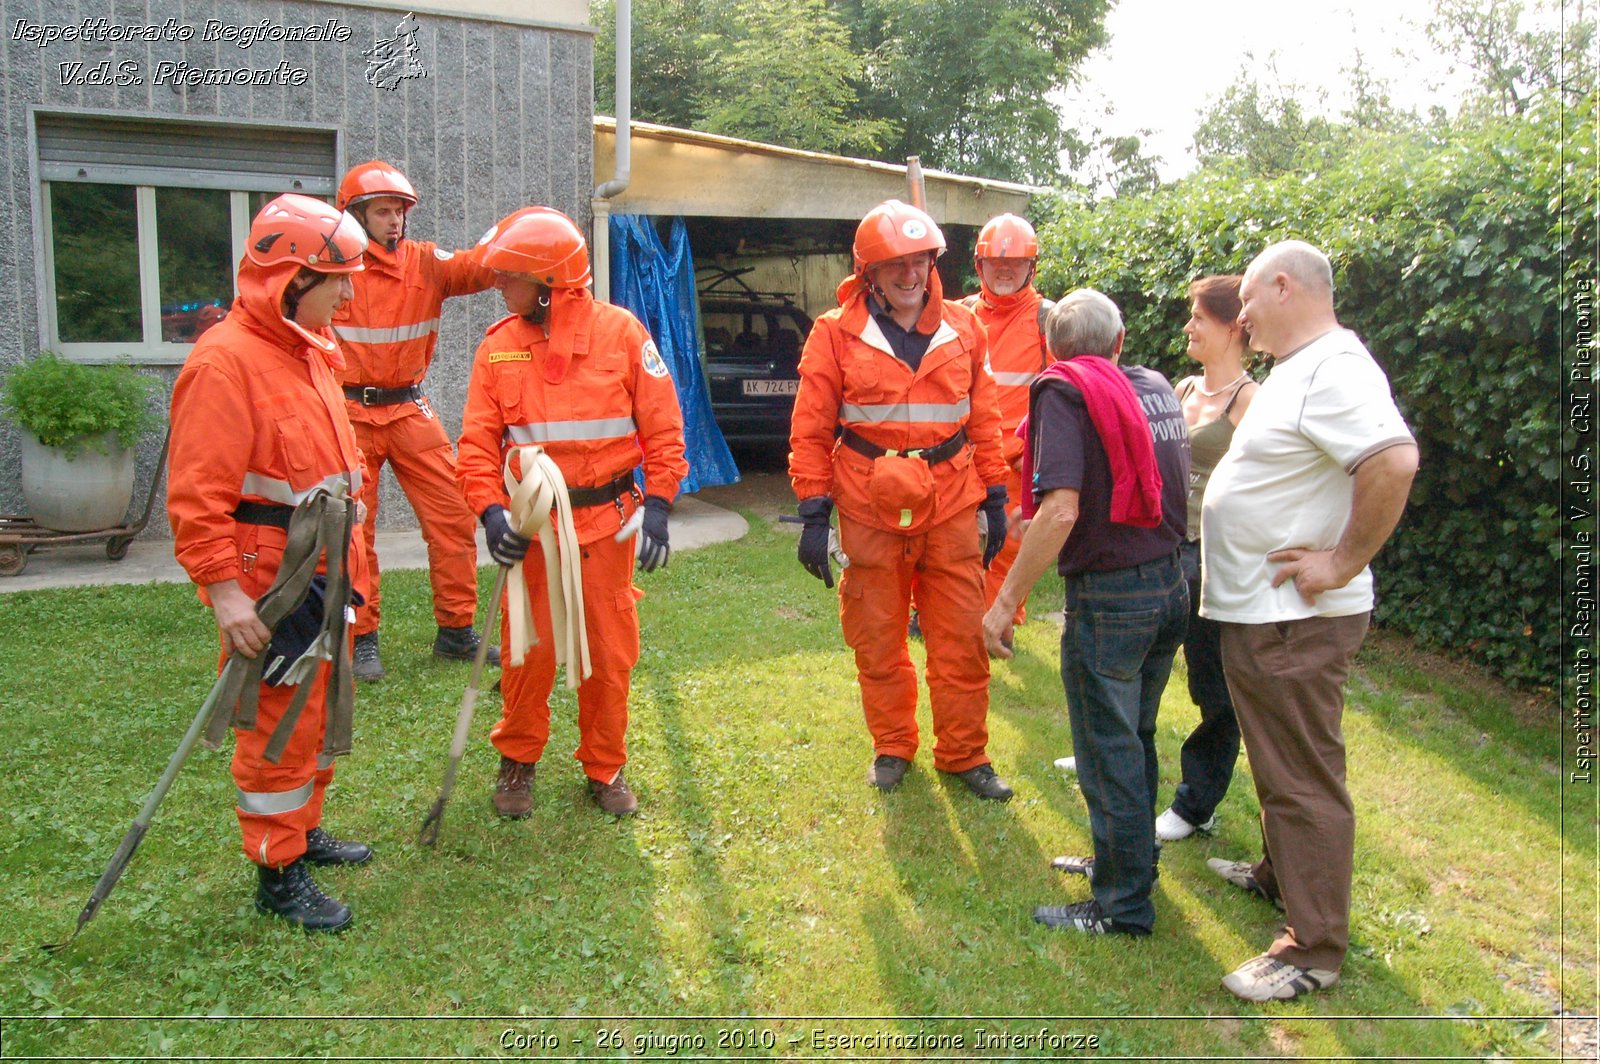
[236,778,315,816]
[240,471,356,506]
[840,398,971,424]
[992,371,1038,387]
[332,319,440,344]
[505,416,638,444]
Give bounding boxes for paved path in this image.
[0,495,747,593]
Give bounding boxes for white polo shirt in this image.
[1200,328,1414,624]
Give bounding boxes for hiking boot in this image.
[946,762,1014,802]
[1222,953,1339,1002]
[255,859,352,933]
[907,611,923,640]
[303,826,372,867]
[1156,806,1215,841]
[867,754,910,791]
[352,632,383,682]
[434,625,501,666]
[589,772,638,816]
[493,756,536,819]
[1032,899,1149,936]
[1207,857,1286,911]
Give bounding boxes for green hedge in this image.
[1034,93,1596,687]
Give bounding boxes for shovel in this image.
[418,564,509,846]
[43,660,240,953]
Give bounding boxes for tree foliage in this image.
[1035,90,1597,687]
[1428,0,1597,115]
[593,0,1111,182]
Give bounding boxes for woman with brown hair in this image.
[1155,274,1259,842]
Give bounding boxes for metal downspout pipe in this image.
[592,0,631,304]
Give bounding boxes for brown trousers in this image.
[1220,611,1370,972]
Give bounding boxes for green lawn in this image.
[0,515,1590,1060]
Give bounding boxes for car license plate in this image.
[742,379,800,396]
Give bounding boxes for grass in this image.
[0,514,1591,1060]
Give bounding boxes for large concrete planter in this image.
[19,431,135,532]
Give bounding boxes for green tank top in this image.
[1179,377,1249,541]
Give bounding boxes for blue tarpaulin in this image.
[608,215,740,493]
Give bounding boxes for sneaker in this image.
[303,826,372,866]
[946,763,1014,802]
[352,632,383,682]
[434,625,501,666]
[1032,899,1149,936]
[1050,854,1159,880]
[867,754,910,791]
[907,611,923,640]
[1054,755,1076,773]
[1156,806,1216,841]
[589,772,638,816]
[492,756,536,819]
[1222,953,1339,1002]
[1207,857,1286,911]
[255,858,352,933]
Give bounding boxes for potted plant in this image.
[2,353,162,531]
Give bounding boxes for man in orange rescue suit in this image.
[333,161,497,681]
[788,199,1014,801]
[456,207,688,818]
[968,214,1054,624]
[167,194,373,933]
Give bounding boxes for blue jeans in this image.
[1172,539,1241,826]
[1060,551,1188,932]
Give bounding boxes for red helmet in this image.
[477,207,592,288]
[975,213,1038,260]
[247,194,368,272]
[853,200,945,274]
[336,161,418,211]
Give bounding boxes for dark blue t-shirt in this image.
[1029,361,1190,575]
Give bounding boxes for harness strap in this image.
[203,486,358,764]
[502,446,592,688]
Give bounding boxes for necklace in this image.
[1196,371,1249,397]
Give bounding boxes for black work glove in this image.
[797,496,836,589]
[981,484,1008,569]
[481,504,531,566]
[637,495,671,573]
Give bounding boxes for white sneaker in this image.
[1155,806,1215,841]
[1222,953,1338,1002]
[1054,756,1076,773]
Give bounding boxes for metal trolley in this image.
[0,432,169,577]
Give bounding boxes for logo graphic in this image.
[364,13,426,90]
[641,340,670,379]
[901,220,927,240]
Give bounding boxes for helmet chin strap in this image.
[521,286,552,324]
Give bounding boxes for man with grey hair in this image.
[984,288,1190,936]
[1204,240,1418,1001]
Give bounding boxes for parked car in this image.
[699,278,814,445]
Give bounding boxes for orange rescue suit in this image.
[789,277,1008,772]
[456,296,688,782]
[971,284,1053,622]
[168,255,368,869]
[332,239,493,635]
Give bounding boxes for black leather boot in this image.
[304,826,373,866]
[352,632,384,682]
[433,625,501,666]
[255,859,353,933]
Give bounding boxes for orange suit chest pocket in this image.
[273,414,316,473]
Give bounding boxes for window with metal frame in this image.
[34,112,338,364]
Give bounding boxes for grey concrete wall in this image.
[0,0,595,537]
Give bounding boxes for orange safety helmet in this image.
[247,194,368,272]
[336,161,418,212]
[974,213,1038,260]
[477,206,593,288]
[853,199,945,274]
